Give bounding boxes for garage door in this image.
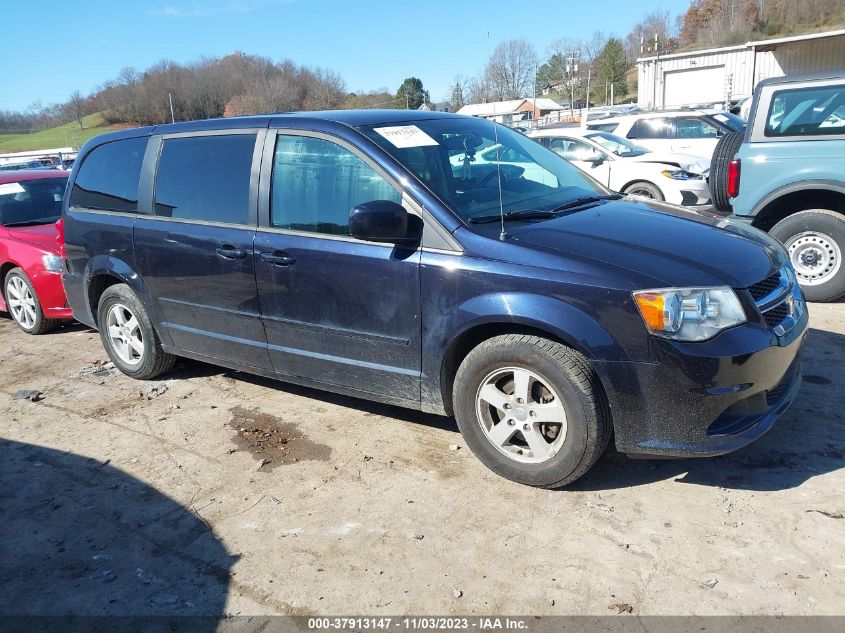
[663,65,725,108]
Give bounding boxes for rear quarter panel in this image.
[732,139,845,216]
[62,210,166,336]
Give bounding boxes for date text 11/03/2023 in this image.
[306,617,530,631]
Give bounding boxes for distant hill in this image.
[0,113,134,154]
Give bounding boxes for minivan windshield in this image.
[0,177,67,227]
[585,132,649,157]
[359,117,603,224]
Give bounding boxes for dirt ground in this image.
[1,300,843,621]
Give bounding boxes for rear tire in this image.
[4,268,59,335]
[770,209,845,302]
[97,284,175,379]
[452,334,611,488]
[623,181,664,201]
[709,130,744,213]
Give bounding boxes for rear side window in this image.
[154,134,256,224]
[69,137,146,212]
[270,134,400,236]
[628,118,673,139]
[766,84,845,137]
[676,117,719,138]
[546,138,595,161]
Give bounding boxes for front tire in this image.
[97,284,175,379]
[452,334,610,488]
[770,209,845,302]
[4,268,58,335]
[623,181,664,201]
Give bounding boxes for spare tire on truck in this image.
[709,130,745,213]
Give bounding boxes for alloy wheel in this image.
[475,366,568,464]
[6,276,37,330]
[106,303,144,366]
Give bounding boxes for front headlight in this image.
[41,254,63,272]
[661,169,704,181]
[633,287,746,341]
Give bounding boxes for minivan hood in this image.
[627,151,710,174]
[5,223,60,254]
[508,199,784,289]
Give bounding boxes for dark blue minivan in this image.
[61,110,808,487]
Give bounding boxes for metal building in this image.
[637,29,845,109]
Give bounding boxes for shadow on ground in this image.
[0,439,235,627]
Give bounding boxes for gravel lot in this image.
[1,301,843,620]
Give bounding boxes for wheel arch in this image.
[83,255,159,330]
[0,259,27,307]
[620,178,664,199]
[435,305,618,417]
[751,182,845,231]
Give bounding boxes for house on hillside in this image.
[637,28,845,109]
[456,98,565,124]
[418,101,452,112]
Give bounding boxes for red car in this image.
[0,170,72,333]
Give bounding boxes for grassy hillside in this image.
[0,113,134,154]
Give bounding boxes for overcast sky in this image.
[1,0,690,111]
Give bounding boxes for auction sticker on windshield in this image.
[373,125,438,148]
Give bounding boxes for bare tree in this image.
[68,91,85,129]
[627,10,679,61]
[448,74,470,110]
[484,39,538,101]
[464,76,489,105]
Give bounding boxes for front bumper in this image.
[29,269,73,320]
[592,303,808,458]
[664,180,711,207]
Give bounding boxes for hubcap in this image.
[6,276,37,330]
[785,231,841,286]
[106,303,144,366]
[475,367,567,465]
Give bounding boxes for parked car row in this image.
[584,108,747,161]
[529,129,711,206]
[1,109,809,489]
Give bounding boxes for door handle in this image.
[260,251,296,266]
[216,245,248,260]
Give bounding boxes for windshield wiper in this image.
[468,194,623,225]
[547,193,622,212]
[468,209,558,224]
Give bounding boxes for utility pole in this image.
[564,51,580,117]
[652,34,660,109]
[585,68,591,117]
[168,93,175,123]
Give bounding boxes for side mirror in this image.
[586,149,605,166]
[349,200,422,245]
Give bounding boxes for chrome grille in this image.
[747,267,800,335]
